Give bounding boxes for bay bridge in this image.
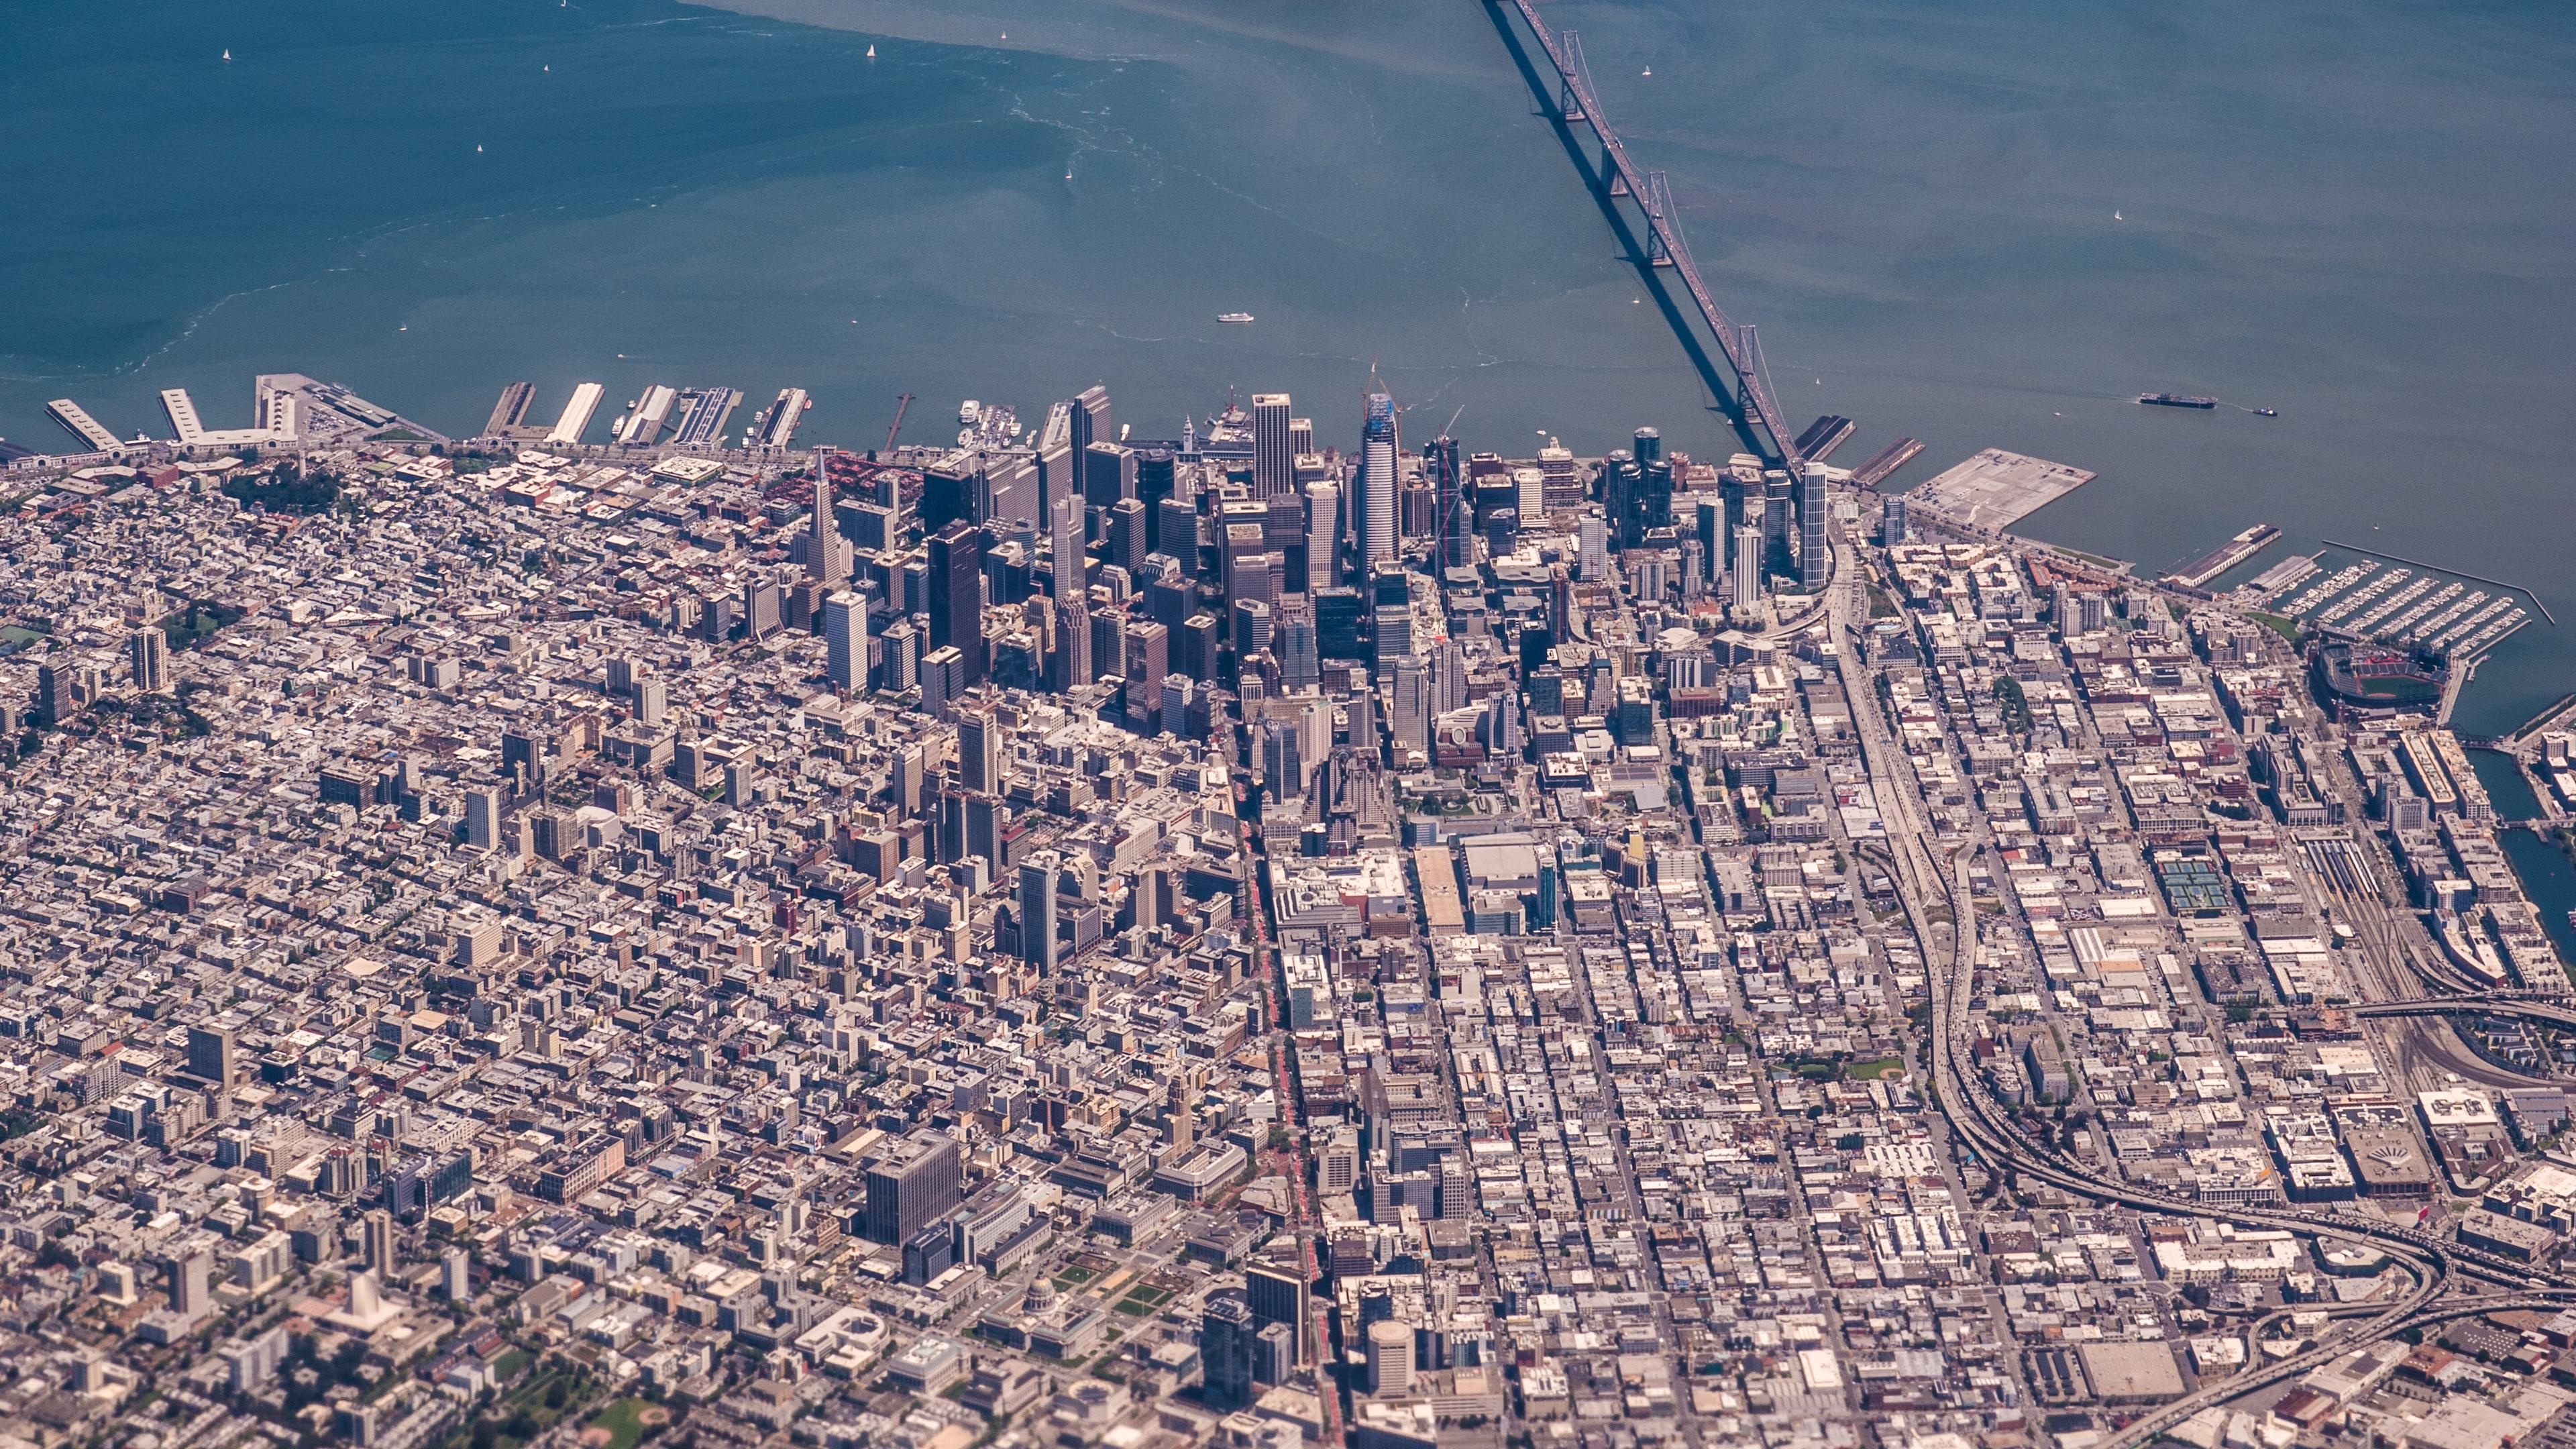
[1486,0,1804,471]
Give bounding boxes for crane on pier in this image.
[882,392,914,455]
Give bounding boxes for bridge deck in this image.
[1495,0,1801,469]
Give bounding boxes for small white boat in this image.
[866,44,875,58]
[1642,67,1652,76]
[1218,312,1255,325]
[221,48,231,61]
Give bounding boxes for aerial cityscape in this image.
[8,9,2576,1449]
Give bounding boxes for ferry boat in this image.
[2254,407,2278,417]
[2137,392,2217,409]
[1217,313,1254,325]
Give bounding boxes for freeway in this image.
[1825,531,2576,1448]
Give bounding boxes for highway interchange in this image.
[1824,533,2576,1448]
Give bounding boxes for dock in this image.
[755,388,811,449]
[2245,551,2320,600]
[484,382,537,438]
[668,388,742,448]
[546,382,604,447]
[1904,448,2095,532]
[619,384,677,446]
[160,388,284,449]
[2161,523,2280,590]
[1848,437,1923,489]
[46,399,121,453]
[1792,415,1854,463]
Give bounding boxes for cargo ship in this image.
[1217,313,1255,325]
[2138,392,2217,409]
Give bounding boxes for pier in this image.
[46,398,121,453]
[484,382,537,438]
[547,382,604,447]
[1849,437,1923,489]
[1485,0,1803,468]
[2161,523,2279,590]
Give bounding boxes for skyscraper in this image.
[926,523,986,685]
[186,1025,235,1085]
[1634,426,1674,535]
[1733,523,1764,609]
[861,1132,962,1245]
[823,592,867,694]
[131,627,168,694]
[1799,462,1830,589]
[463,786,502,851]
[1122,621,1169,719]
[1051,496,1091,689]
[1036,400,1075,515]
[1252,393,1293,498]
[1360,394,1397,570]
[807,446,845,584]
[958,708,1002,794]
[168,1247,212,1321]
[1304,479,1341,592]
[1201,1290,1259,1409]
[1108,497,1147,576]
[1763,470,1796,576]
[362,1208,396,1277]
[1083,442,1136,513]
[1018,851,1060,971]
[1428,433,1466,571]
[1071,385,1112,458]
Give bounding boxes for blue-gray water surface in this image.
[5,0,2572,728]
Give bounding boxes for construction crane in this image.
[883,392,914,455]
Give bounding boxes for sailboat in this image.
[1641,66,1652,76]
[221,48,231,60]
[866,44,876,58]
[2113,210,2124,221]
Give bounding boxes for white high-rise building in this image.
[463,786,502,852]
[1733,523,1764,610]
[1578,515,1609,582]
[1305,479,1342,592]
[823,591,867,694]
[1361,394,1396,570]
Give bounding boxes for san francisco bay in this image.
[5,0,2572,727]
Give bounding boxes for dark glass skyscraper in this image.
[861,1132,961,1245]
[927,523,986,685]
